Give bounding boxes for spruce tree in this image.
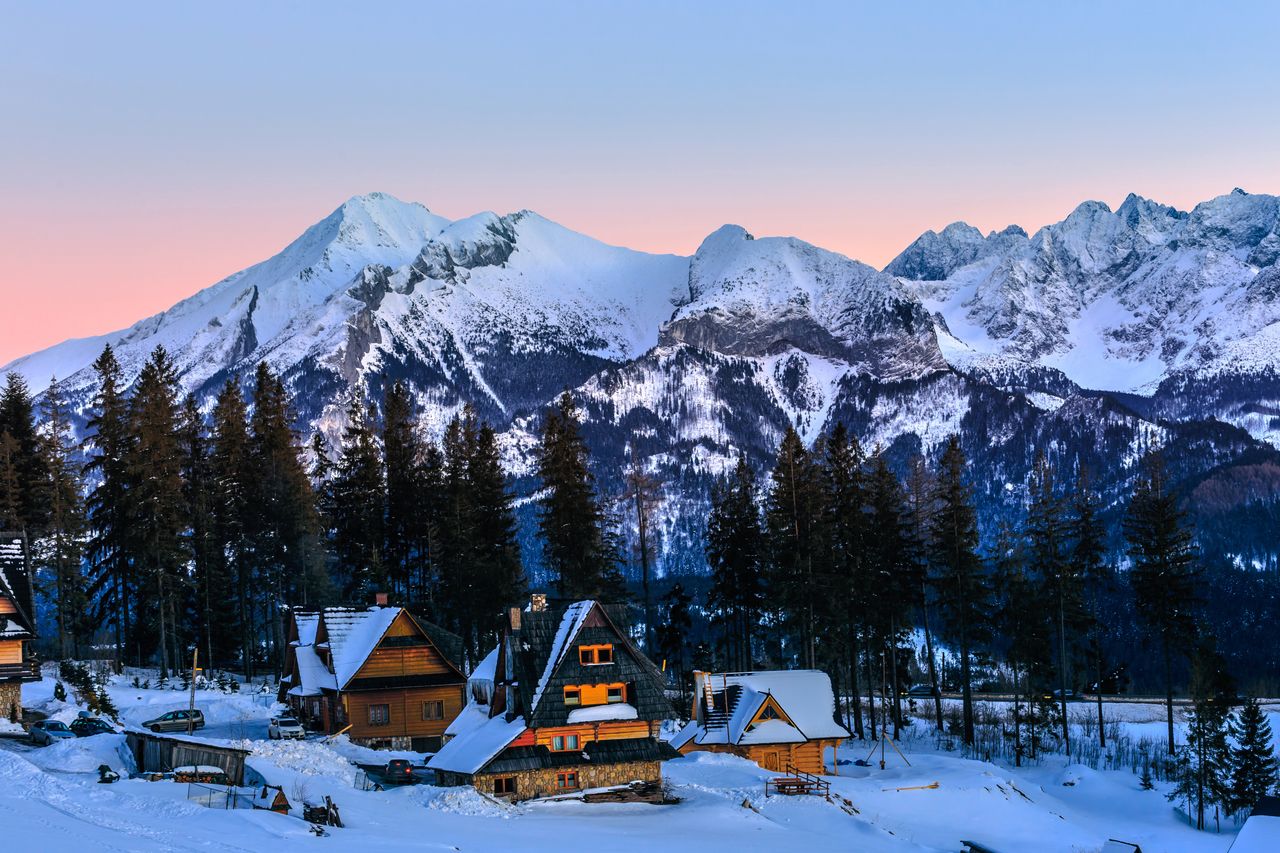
[1070,466,1111,748]
[763,426,822,668]
[1227,697,1279,815]
[991,520,1051,764]
[465,422,525,663]
[1124,450,1199,755]
[656,582,693,707]
[84,345,134,666]
[180,394,230,671]
[332,393,387,600]
[621,454,661,652]
[126,346,186,675]
[535,393,622,601]
[382,380,422,601]
[706,453,764,671]
[930,435,989,747]
[905,456,944,732]
[211,379,252,673]
[0,371,49,532]
[1168,637,1234,830]
[39,377,87,658]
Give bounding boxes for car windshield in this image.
[46,722,70,731]
[278,719,299,726]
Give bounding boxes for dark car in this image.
[386,759,414,779]
[907,683,940,698]
[140,709,205,733]
[70,717,115,737]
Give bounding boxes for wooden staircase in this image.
[765,764,831,798]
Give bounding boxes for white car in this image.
[267,716,305,740]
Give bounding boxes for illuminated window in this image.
[579,644,614,665]
[493,777,516,795]
[556,771,579,789]
[607,685,625,704]
[368,704,390,726]
[422,700,445,721]
[563,687,581,707]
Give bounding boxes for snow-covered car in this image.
[267,716,304,740]
[69,717,116,737]
[29,719,77,745]
[141,709,205,733]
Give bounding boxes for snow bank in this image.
[24,733,134,775]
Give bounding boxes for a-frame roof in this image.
[0,533,35,640]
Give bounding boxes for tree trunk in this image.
[1058,589,1070,755]
[1096,643,1106,749]
[849,634,863,738]
[1163,635,1175,755]
[920,586,943,731]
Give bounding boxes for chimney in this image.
[374,592,389,607]
[529,593,547,613]
[508,607,522,631]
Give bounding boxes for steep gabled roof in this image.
[293,612,320,646]
[427,713,528,775]
[0,533,35,640]
[672,670,850,749]
[317,607,402,689]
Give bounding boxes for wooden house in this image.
[0,533,39,721]
[278,606,467,751]
[1230,795,1280,852]
[428,599,678,802]
[670,670,850,775]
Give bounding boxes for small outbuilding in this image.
[670,670,850,775]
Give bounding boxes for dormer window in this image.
[579,644,613,665]
[564,687,581,707]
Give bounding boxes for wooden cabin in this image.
[670,670,850,775]
[278,606,466,751]
[0,533,39,721]
[1230,795,1280,853]
[428,599,678,802]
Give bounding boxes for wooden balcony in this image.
[0,660,40,682]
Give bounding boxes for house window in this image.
[556,771,579,789]
[551,734,580,752]
[579,644,614,665]
[368,704,390,726]
[758,703,780,721]
[563,687,581,707]
[422,700,445,721]
[493,777,516,796]
[607,684,625,704]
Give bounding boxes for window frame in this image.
[421,700,445,721]
[606,684,625,704]
[368,703,391,726]
[550,734,580,752]
[556,771,579,790]
[578,644,614,665]
[493,776,516,796]
[563,686,581,707]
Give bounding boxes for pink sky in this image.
[3,2,1278,366]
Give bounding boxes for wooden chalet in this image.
[278,606,466,751]
[428,599,679,802]
[670,670,850,775]
[0,533,39,721]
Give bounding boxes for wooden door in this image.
[761,750,780,772]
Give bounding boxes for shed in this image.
[125,731,252,786]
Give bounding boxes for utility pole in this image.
[187,647,199,735]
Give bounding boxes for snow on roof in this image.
[1232,814,1280,853]
[320,607,401,689]
[288,645,337,696]
[567,703,638,724]
[528,600,594,716]
[443,702,492,739]
[468,646,499,706]
[0,536,34,639]
[686,670,850,747]
[294,612,319,646]
[427,714,527,775]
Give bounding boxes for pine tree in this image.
[179,393,230,671]
[905,456,944,733]
[1027,452,1084,753]
[706,453,764,672]
[818,425,868,738]
[1124,450,1200,755]
[126,346,187,675]
[991,520,1051,764]
[930,435,989,747]
[0,371,49,532]
[656,582,693,707]
[1227,697,1279,815]
[39,377,87,658]
[84,345,134,666]
[621,453,661,652]
[382,380,422,602]
[331,393,387,600]
[1168,637,1234,830]
[211,379,252,673]
[536,393,622,601]
[465,422,525,664]
[763,426,822,668]
[1140,762,1155,791]
[1070,466,1111,748]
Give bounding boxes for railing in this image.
[765,764,831,798]
[0,661,40,681]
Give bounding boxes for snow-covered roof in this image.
[567,703,638,724]
[319,607,401,689]
[443,702,492,739]
[293,612,319,646]
[427,714,527,775]
[1232,814,1280,853]
[0,535,34,639]
[678,670,850,748]
[288,645,337,696]
[528,600,594,716]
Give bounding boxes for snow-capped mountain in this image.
[6,190,1280,578]
[890,189,1280,445]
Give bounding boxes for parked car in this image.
[29,719,77,745]
[385,759,415,779]
[1041,689,1076,701]
[141,709,205,733]
[906,683,940,698]
[70,717,116,738]
[268,716,305,740]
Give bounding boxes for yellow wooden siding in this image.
[350,611,454,680]
[0,640,21,664]
[532,720,650,750]
[0,597,15,614]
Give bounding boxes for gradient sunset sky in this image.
[3,1,1278,365]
